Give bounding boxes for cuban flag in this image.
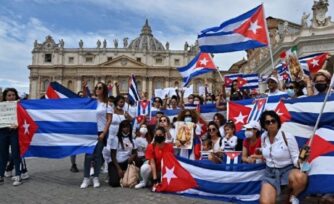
[198,5,268,53]
[128,74,141,104]
[177,52,217,87]
[247,98,267,122]
[224,73,259,90]
[299,53,328,75]
[45,81,80,99]
[137,100,151,116]
[17,98,98,158]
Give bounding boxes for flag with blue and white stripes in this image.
[224,73,259,90]
[128,74,141,104]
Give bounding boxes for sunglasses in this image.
[287,86,294,89]
[265,119,276,125]
[155,134,164,137]
[159,119,167,122]
[95,86,103,90]
[208,128,217,132]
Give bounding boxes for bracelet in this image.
[152,178,159,184]
[307,85,312,88]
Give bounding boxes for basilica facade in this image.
[28,20,226,99]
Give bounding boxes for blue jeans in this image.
[83,139,104,178]
[0,128,21,177]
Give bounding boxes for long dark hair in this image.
[113,95,125,107]
[153,126,166,145]
[206,121,221,140]
[116,120,134,150]
[2,88,19,101]
[95,82,108,103]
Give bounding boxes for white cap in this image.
[266,76,278,84]
[244,121,261,131]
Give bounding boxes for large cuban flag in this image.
[177,52,217,87]
[45,81,80,99]
[17,98,98,158]
[198,5,268,53]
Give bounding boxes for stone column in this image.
[142,78,147,94]
[164,79,169,88]
[76,77,81,92]
[30,76,39,99]
[148,78,153,98]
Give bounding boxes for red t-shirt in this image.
[145,143,174,171]
[243,137,261,156]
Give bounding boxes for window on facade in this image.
[68,57,74,64]
[136,57,141,62]
[174,59,180,66]
[44,54,52,63]
[107,57,113,61]
[67,80,73,91]
[154,80,163,90]
[42,79,49,92]
[156,58,163,64]
[120,79,128,92]
[86,57,93,63]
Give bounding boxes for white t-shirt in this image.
[135,137,148,158]
[221,136,238,151]
[96,101,112,132]
[109,113,125,138]
[109,136,137,163]
[212,138,224,152]
[219,126,225,137]
[267,90,286,96]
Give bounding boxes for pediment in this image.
[99,55,148,68]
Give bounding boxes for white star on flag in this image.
[248,20,262,34]
[234,112,247,124]
[23,120,30,135]
[310,59,319,67]
[199,57,208,66]
[162,166,177,185]
[276,109,283,116]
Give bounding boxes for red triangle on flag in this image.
[136,115,145,123]
[306,53,328,74]
[224,77,232,87]
[17,103,39,157]
[237,77,248,88]
[234,5,268,45]
[195,53,216,69]
[308,134,334,163]
[274,100,291,123]
[228,101,252,132]
[46,85,60,99]
[225,151,241,160]
[155,152,197,192]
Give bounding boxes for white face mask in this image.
[193,101,200,105]
[139,127,148,135]
[184,117,192,123]
[245,130,254,138]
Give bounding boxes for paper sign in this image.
[0,101,18,128]
[174,121,194,149]
[183,85,193,98]
[154,89,164,99]
[198,86,206,96]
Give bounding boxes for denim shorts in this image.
[262,164,294,194]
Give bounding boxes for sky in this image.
[0,0,333,94]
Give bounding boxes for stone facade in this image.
[29,20,229,99]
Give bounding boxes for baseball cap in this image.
[244,121,261,131]
[266,76,278,84]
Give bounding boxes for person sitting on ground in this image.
[134,127,174,189]
[108,120,138,187]
[259,110,307,204]
[241,121,262,164]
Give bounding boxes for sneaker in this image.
[21,172,29,180]
[135,181,146,189]
[12,176,22,186]
[0,177,4,184]
[290,195,300,204]
[70,164,79,173]
[4,171,12,178]
[80,177,91,189]
[93,177,100,188]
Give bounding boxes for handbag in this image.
[120,162,139,188]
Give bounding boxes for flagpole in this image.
[308,76,334,146]
[262,4,275,71]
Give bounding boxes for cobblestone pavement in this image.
[0,156,226,204]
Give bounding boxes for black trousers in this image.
[108,160,128,187]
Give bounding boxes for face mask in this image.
[154,136,165,144]
[287,89,295,97]
[184,116,192,123]
[315,83,328,93]
[193,101,200,105]
[139,127,148,135]
[206,101,213,104]
[245,131,254,138]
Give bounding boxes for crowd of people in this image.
[0,68,333,204]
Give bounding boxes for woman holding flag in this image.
[80,82,112,189]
